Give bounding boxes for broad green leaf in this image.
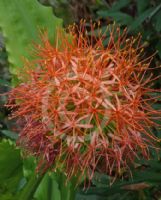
[92,172,110,187]
[133,171,161,183]
[78,159,161,197]
[0,193,19,200]
[76,192,134,200]
[129,8,154,31]
[0,79,10,87]
[154,10,161,32]
[136,0,150,14]
[1,130,18,140]
[110,0,131,11]
[97,11,133,25]
[76,194,110,200]
[139,159,161,171]
[0,140,23,194]
[34,172,77,200]
[34,173,61,200]
[23,156,36,179]
[40,0,73,25]
[0,0,62,85]
[57,172,77,200]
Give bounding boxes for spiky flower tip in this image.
[6,21,161,184]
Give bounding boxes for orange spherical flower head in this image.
[6,20,161,184]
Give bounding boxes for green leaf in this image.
[110,0,131,11]
[57,172,77,200]
[133,171,161,183]
[97,11,133,25]
[23,156,36,179]
[156,41,161,59]
[1,130,18,140]
[34,172,77,200]
[34,173,61,200]
[0,193,19,200]
[0,0,62,85]
[154,10,161,32]
[76,194,111,200]
[0,140,23,194]
[0,79,10,87]
[18,172,44,200]
[129,8,154,31]
[136,0,150,14]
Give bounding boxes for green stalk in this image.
[58,172,77,200]
[18,170,77,200]
[18,173,45,200]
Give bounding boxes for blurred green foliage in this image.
[0,140,23,200]
[0,0,161,199]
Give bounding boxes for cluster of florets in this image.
[6,22,161,183]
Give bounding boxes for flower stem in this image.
[18,173,44,200]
